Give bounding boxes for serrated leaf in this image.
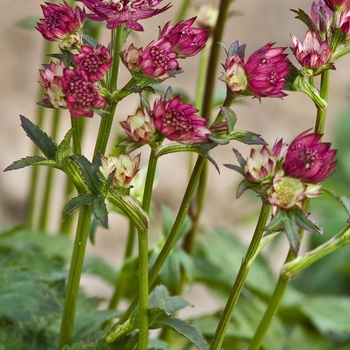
[148,308,169,329]
[164,318,209,350]
[56,128,74,165]
[92,196,109,228]
[220,106,237,132]
[20,115,57,160]
[282,210,301,255]
[291,206,321,234]
[4,156,57,171]
[229,130,267,145]
[291,8,317,32]
[63,193,95,219]
[71,154,102,194]
[265,210,284,232]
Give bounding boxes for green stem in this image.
[93,24,124,156]
[71,117,82,155]
[314,69,330,134]
[210,203,271,350]
[58,205,92,349]
[175,0,193,22]
[38,109,61,231]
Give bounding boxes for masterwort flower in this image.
[282,130,337,184]
[152,93,211,144]
[324,0,350,10]
[36,1,86,49]
[99,154,141,187]
[80,0,171,30]
[74,45,112,82]
[311,1,333,36]
[62,68,106,118]
[291,30,331,70]
[120,107,156,142]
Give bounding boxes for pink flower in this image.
[120,107,155,142]
[152,93,211,144]
[139,39,180,80]
[36,1,85,49]
[80,0,171,30]
[291,30,331,69]
[337,7,350,35]
[282,130,337,183]
[99,154,140,187]
[62,68,106,118]
[311,1,333,35]
[122,43,143,72]
[325,0,350,10]
[244,43,290,98]
[39,61,67,108]
[74,45,112,82]
[159,17,208,58]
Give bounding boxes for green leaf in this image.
[148,308,169,329]
[92,196,109,228]
[63,193,95,219]
[0,266,61,321]
[220,106,237,133]
[291,206,322,234]
[164,318,209,350]
[265,210,284,232]
[16,17,39,29]
[4,156,57,171]
[82,34,100,48]
[291,8,317,32]
[232,148,246,168]
[207,133,229,145]
[56,128,74,165]
[20,115,57,160]
[229,130,267,145]
[322,187,350,223]
[71,154,102,194]
[282,210,301,255]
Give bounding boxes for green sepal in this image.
[20,115,57,160]
[282,209,300,256]
[284,63,300,91]
[220,106,237,133]
[290,8,317,32]
[330,27,346,52]
[70,154,102,195]
[106,191,149,231]
[47,50,74,68]
[92,196,109,229]
[265,210,284,232]
[229,130,267,145]
[207,133,229,145]
[232,148,246,168]
[4,156,58,172]
[82,33,100,48]
[289,206,322,234]
[63,193,95,219]
[236,179,250,198]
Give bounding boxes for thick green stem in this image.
[210,203,271,350]
[314,69,330,134]
[58,205,92,349]
[93,25,124,156]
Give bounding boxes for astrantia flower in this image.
[39,61,67,108]
[291,30,331,70]
[244,43,290,98]
[152,94,211,144]
[74,45,112,82]
[80,0,171,30]
[159,17,208,58]
[282,130,337,183]
[120,107,155,142]
[36,1,85,49]
[337,7,350,35]
[139,39,180,80]
[62,68,106,118]
[222,53,247,93]
[99,154,140,187]
[311,1,333,36]
[268,173,307,209]
[122,44,143,72]
[325,0,350,10]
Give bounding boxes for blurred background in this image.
[2,0,350,307]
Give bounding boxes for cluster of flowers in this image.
[231,130,337,210]
[291,0,350,75]
[37,2,113,118]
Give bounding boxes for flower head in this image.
[122,43,143,72]
[268,173,306,209]
[62,68,106,118]
[99,154,140,187]
[244,43,290,98]
[159,17,208,58]
[282,130,337,183]
[291,30,331,70]
[311,1,333,36]
[152,92,211,144]
[120,107,155,142]
[74,45,112,82]
[139,39,180,80]
[36,1,85,49]
[324,0,350,10]
[80,0,171,30]
[222,53,247,93]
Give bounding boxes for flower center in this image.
[150,47,171,69]
[79,52,107,74]
[45,11,62,30]
[164,109,195,133]
[65,75,96,107]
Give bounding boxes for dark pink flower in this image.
[80,0,171,31]
[337,7,350,35]
[36,1,85,49]
[282,130,337,183]
[152,94,211,144]
[139,39,180,80]
[244,43,290,98]
[291,30,331,69]
[39,61,67,108]
[325,0,350,10]
[62,68,106,118]
[74,45,112,82]
[159,17,208,58]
